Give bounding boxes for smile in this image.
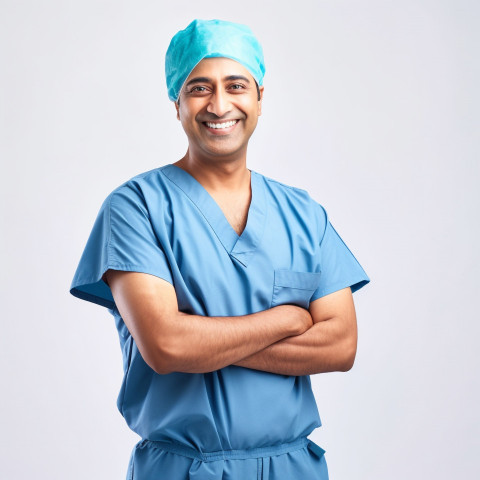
[205,120,238,129]
[203,119,239,135]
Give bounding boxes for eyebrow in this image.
[185,75,251,88]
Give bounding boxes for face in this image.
[175,57,264,160]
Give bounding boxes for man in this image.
[70,18,370,480]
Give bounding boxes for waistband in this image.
[139,435,324,462]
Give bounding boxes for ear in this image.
[257,86,264,116]
[174,100,180,120]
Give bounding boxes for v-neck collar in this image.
[161,164,267,267]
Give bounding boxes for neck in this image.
[173,147,250,193]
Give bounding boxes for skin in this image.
[172,57,264,202]
[104,56,359,376]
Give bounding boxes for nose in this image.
[206,88,232,118]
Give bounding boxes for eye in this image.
[230,84,245,90]
[191,86,207,92]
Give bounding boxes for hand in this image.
[275,304,314,336]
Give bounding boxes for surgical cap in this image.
[165,19,265,102]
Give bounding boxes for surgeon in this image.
[70,18,370,480]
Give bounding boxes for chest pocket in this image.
[271,269,322,309]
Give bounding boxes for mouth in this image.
[202,119,239,135]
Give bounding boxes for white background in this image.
[1,1,478,479]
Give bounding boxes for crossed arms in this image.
[103,270,358,376]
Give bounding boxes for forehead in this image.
[185,57,255,83]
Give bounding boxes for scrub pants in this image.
[126,435,329,479]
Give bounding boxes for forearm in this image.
[233,316,355,376]
[161,306,304,374]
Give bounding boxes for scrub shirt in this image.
[70,164,370,480]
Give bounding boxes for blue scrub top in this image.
[70,164,370,477]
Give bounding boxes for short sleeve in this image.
[310,204,370,302]
[69,187,174,310]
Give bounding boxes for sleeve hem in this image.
[69,263,174,310]
[100,263,174,285]
[310,276,370,302]
[71,262,174,287]
[70,287,115,309]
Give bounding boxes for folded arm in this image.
[233,287,358,376]
[103,270,313,374]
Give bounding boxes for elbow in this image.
[339,316,358,372]
[149,313,188,375]
[145,350,172,375]
[150,338,178,375]
[340,351,356,372]
[150,316,199,375]
[339,337,357,372]
[152,361,173,375]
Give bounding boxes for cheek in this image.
[245,108,260,127]
[245,100,261,119]
[178,111,195,129]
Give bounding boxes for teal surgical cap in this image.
[165,19,265,102]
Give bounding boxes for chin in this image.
[203,143,244,157]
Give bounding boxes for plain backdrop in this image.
[1,1,478,479]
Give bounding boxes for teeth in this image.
[205,120,237,129]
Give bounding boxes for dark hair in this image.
[176,79,261,107]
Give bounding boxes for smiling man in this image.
[176,57,261,157]
[70,18,370,480]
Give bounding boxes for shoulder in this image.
[254,169,329,235]
[258,171,310,197]
[256,170,326,211]
[104,165,172,208]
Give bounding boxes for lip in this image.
[202,120,240,136]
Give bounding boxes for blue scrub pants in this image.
[126,435,329,479]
